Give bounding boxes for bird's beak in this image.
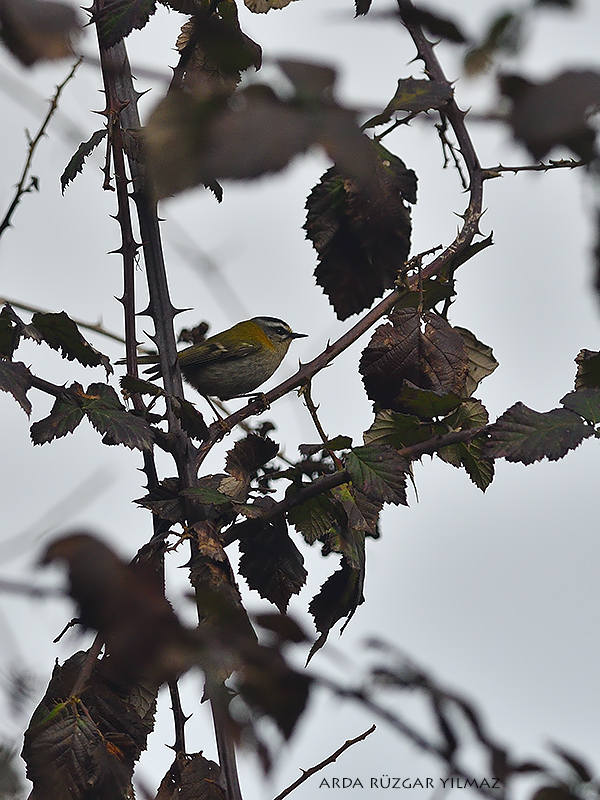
[290,331,308,339]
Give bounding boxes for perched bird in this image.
[137,316,307,400]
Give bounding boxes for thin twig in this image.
[0,58,82,239]
[272,725,377,800]
[300,381,344,470]
[0,296,126,346]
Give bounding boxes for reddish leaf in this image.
[360,308,469,409]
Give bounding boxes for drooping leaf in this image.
[574,349,600,390]
[288,492,344,545]
[0,0,80,66]
[363,409,435,448]
[237,642,311,742]
[30,391,84,445]
[363,78,453,129]
[172,396,209,441]
[32,311,112,375]
[360,308,469,409]
[238,503,307,612]
[308,560,364,661]
[438,436,495,492]
[93,0,157,49]
[0,360,32,415]
[499,70,600,161]
[0,304,43,359]
[82,382,154,451]
[226,434,279,478]
[344,444,408,506]
[305,144,416,320]
[454,327,499,397]
[486,402,593,464]
[61,129,107,193]
[561,388,600,424]
[328,484,368,569]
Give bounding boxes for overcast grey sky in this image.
[2,1,600,798]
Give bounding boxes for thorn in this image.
[173,306,193,317]
[138,304,154,317]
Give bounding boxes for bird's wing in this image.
[178,339,261,365]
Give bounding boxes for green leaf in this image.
[395,383,463,420]
[30,391,84,445]
[363,78,453,129]
[238,507,307,613]
[561,388,600,424]
[308,560,364,662]
[181,487,233,506]
[486,402,593,464]
[444,398,490,431]
[574,349,600,390]
[32,312,112,375]
[454,327,499,397]
[94,0,157,49]
[363,409,435,448]
[0,360,32,415]
[438,438,495,492]
[60,130,107,194]
[288,493,344,546]
[82,382,154,451]
[344,444,408,506]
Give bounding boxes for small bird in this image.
[137,316,307,400]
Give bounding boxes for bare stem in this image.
[272,725,377,800]
[0,58,82,240]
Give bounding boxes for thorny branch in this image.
[271,725,377,800]
[0,58,82,240]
